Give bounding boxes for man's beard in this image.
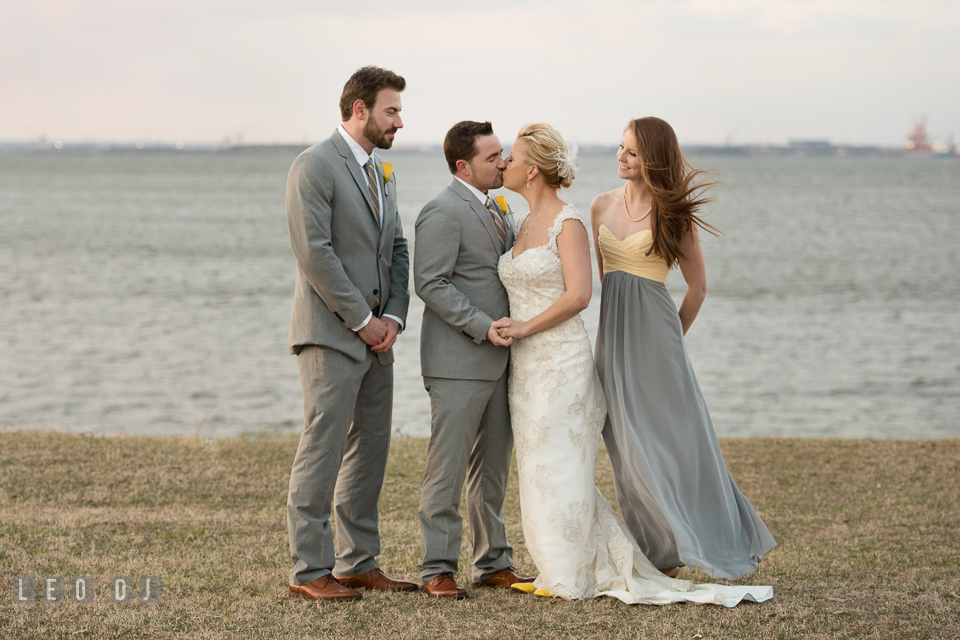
[480,172,504,192]
[363,118,396,150]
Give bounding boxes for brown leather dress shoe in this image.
[422,573,467,599]
[289,575,361,602]
[474,567,535,589]
[335,567,418,592]
[659,566,684,578]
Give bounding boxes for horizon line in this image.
[0,138,920,151]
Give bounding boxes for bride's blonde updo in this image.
[516,123,578,189]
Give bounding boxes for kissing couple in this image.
[284,66,776,606]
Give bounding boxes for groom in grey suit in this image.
[414,121,533,598]
[285,66,417,601]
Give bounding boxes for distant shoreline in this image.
[1,141,951,159]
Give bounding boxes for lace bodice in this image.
[497,204,586,328]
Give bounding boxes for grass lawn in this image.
[1,431,957,639]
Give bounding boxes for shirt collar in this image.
[337,125,373,167]
[454,176,491,207]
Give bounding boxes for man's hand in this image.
[358,316,388,347]
[487,318,514,347]
[494,317,527,340]
[371,317,401,354]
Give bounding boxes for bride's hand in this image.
[496,318,527,340]
[488,318,513,346]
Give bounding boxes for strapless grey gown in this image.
[595,226,776,580]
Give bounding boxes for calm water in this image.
[1,151,957,438]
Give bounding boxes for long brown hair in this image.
[628,117,719,266]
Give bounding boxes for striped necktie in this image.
[484,196,507,253]
[363,158,381,226]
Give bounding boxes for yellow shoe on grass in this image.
[511,582,537,594]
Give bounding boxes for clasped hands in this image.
[358,316,401,354]
[361,316,522,352]
[487,317,526,347]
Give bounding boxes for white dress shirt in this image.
[336,125,403,333]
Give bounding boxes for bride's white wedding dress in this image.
[497,205,772,606]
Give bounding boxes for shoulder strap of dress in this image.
[547,205,587,246]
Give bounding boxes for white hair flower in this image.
[555,143,579,180]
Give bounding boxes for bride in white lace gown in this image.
[494,124,771,606]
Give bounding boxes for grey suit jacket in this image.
[286,130,410,365]
[414,179,515,380]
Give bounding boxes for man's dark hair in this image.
[443,121,494,174]
[339,66,406,121]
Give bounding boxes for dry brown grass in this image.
[1,431,957,639]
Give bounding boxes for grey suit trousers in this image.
[418,373,514,583]
[287,345,393,585]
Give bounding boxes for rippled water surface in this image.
[1,151,957,438]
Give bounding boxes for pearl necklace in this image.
[623,184,651,222]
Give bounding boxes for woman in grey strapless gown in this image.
[590,118,776,581]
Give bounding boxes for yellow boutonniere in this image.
[380,162,394,183]
[494,195,512,215]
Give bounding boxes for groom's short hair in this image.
[444,121,494,174]
[340,66,406,121]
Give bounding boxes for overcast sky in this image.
[2,0,957,146]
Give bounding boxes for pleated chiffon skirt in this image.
[595,270,777,580]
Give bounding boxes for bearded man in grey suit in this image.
[414,121,534,598]
[285,66,417,602]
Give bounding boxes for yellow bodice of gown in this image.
[597,224,670,283]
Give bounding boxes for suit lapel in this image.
[450,179,501,254]
[333,130,383,229]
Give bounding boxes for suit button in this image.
[373,289,379,295]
